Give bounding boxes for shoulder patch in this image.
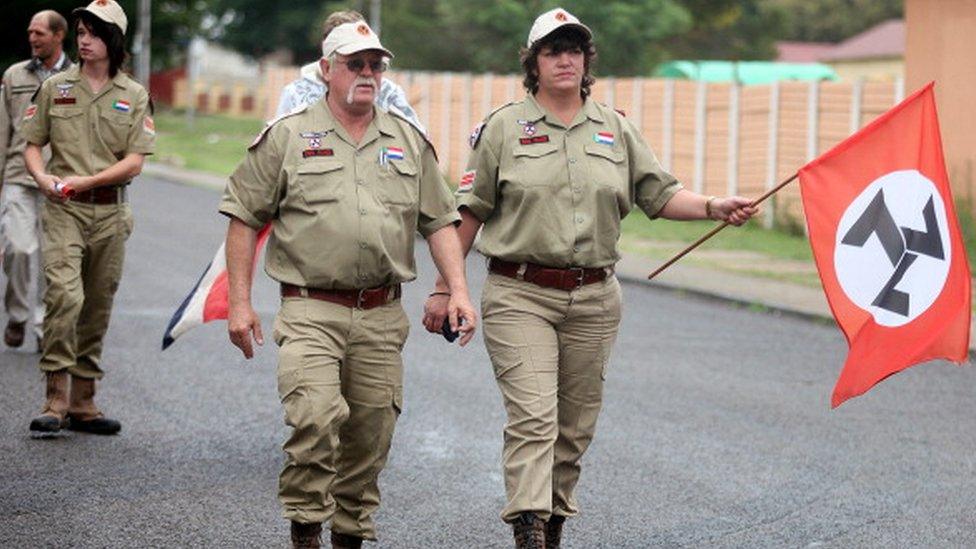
[249,104,309,150]
[387,106,439,162]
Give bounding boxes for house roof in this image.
[776,41,835,63]
[822,19,905,61]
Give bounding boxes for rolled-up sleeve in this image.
[219,128,284,229]
[455,119,501,221]
[416,144,460,237]
[625,118,681,218]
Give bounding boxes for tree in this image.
[766,0,903,43]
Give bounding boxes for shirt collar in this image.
[28,51,68,73]
[523,94,604,127]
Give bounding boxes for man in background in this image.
[275,10,423,131]
[0,10,71,351]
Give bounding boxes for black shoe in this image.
[29,415,65,438]
[67,415,121,435]
[331,531,363,549]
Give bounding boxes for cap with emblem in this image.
[73,0,128,35]
[527,7,592,48]
[321,22,394,59]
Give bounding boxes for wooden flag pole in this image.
[647,172,800,280]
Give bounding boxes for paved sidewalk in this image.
[142,161,976,352]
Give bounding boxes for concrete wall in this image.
[906,0,976,207]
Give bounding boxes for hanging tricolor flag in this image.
[798,82,971,407]
[161,223,272,350]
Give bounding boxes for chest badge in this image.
[112,100,131,113]
[54,84,76,105]
[56,84,74,98]
[299,130,329,149]
[517,119,538,136]
[594,132,614,146]
[379,146,405,167]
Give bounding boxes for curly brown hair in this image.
[520,28,596,99]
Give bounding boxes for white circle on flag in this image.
[834,170,951,327]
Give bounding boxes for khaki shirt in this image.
[219,99,459,290]
[457,95,681,268]
[21,64,155,179]
[0,55,71,187]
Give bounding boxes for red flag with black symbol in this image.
[798,82,971,408]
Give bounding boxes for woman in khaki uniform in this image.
[22,0,154,437]
[424,8,757,548]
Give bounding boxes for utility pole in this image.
[370,0,381,37]
[134,0,152,86]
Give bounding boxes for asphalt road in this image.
[1,175,975,548]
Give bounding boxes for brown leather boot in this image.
[66,377,121,435]
[545,515,566,548]
[512,512,546,549]
[28,371,69,436]
[290,521,322,549]
[330,530,363,549]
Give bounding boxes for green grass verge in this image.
[620,213,813,261]
[154,111,264,176]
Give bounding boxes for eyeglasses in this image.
[336,57,389,74]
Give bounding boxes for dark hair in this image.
[75,12,127,77]
[519,28,596,99]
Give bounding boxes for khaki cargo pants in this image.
[1,184,45,335]
[39,199,132,379]
[481,273,622,523]
[273,295,409,541]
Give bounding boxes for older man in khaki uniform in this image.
[23,0,155,437]
[221,22,476,549]
[0,10,71,350]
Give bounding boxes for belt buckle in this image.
[571,267,585,289]
[355,288,368,309]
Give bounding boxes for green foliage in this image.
[765,0,903,43]
[0,0,906,76]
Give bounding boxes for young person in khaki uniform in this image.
[0,10,71,350]
[22,0,155,437]
[220,22,477,549]
[423,8,758,548]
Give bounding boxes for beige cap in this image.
[527,7,591,48]
[73,0,128,35]
[322,22,394,59]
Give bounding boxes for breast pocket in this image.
[378,158,419,206]
[510,143,561,186]
[584,144,627,188]
[50,106,85,146]
[294,160,345,208]
[98,110,133,155]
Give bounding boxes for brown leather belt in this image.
[280,283,401,309]
[68,185,127,204]
[488,258,611,291]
